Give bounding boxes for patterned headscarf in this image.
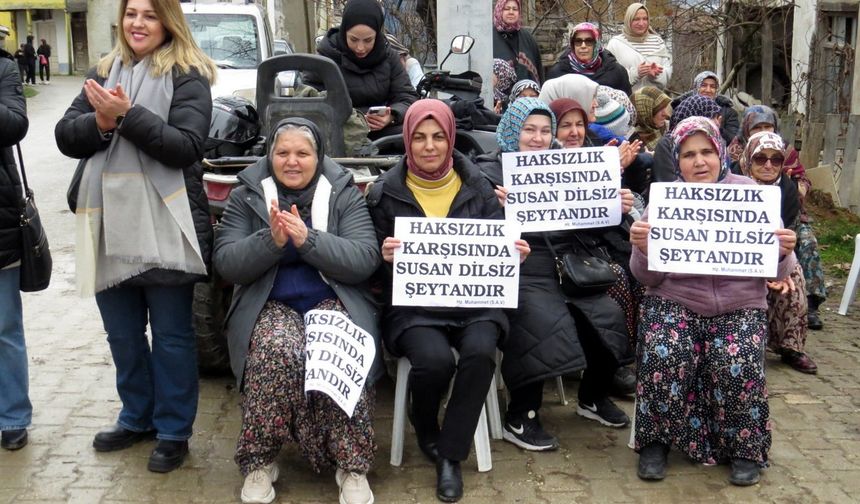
[494,59,518,102]
[497,97,556,152]
[567,23,603,75]
[403,100,456,180]
[622,3,653,43]
[632,86,671,149]
[671,116,728,182]
[740,105,779,143]
[539,74,600,114]
[494,0,522,32]
[693,71,720,92]
[740,131,784,183]
[669,94,721,131]
[509,79,541,101]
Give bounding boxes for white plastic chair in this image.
[839,234,860,315]
[390,353,500,472]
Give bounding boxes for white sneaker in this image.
[335,468,374,504]
[240,463,279,504]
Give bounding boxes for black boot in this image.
[93,424,156,452]
[637,442,668,481]
[1,429,28,450]
[729,458,760,486]
[435,457,463,502]
[147,440,189,473]
[807,296,824,330]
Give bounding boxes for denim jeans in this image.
[0,267,32,431]
[95,283,198,441]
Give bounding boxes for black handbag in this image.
[542,233,617,297]
[16,143,53,292]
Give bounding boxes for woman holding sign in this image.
[629,117,797,486]
[479,97,633,452]
[739,131,818,374]
[367,99,529,503]
[214,118,382,504]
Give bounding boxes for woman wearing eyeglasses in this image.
[546,22,631,96]
[739,131,818,374]
[492,0,544,83]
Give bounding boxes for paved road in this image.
[2,76,860,504]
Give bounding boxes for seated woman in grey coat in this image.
[214,117,382,504]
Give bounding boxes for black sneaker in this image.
[576,397,630,427]
[502,410,560,451]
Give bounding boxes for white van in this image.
[181,0,289,102]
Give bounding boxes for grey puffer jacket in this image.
[0,54,29,269]
[214,118,383,388]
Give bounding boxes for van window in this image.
[186,13,260,69]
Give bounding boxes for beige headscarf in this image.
[622,3,655,43]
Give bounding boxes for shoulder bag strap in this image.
[15,143,30,200]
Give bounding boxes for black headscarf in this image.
[267,117,326,221]
[337,0,388,69]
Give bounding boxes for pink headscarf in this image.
[403,100,456,180]
[494,0,522,32]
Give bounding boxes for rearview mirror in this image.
[450,35,475,55]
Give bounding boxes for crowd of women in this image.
[0,0,831,503]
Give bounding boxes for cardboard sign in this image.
[391,217,520,308]
[501,146,622,232]
[304,310,376,418]
[647,182,782,277]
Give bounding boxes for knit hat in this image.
[669,94,721,131]
[598,85,637,127]
[497,97,556,152]
[594,96,630,138]
[549,98,589,130]
[671,116,728,182]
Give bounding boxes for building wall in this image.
[87,0,117,66]
[792,0,818,115]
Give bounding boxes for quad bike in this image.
[194,35,497,374]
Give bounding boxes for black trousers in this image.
[508,306,618,416]
[39,62,50,82]
[26,61,36,84]
[395,321,498,461]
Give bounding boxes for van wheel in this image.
[193,277,232,376]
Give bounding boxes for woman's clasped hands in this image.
[269,199,309,248]
[84,79,132,133]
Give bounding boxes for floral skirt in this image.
[797,222,827,303]
[634,296,771,466]
[766,263,808,354]
[235,299,376,476]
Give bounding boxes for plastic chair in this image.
[390,353,500,472]
[838,234,860,315]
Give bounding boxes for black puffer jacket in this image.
[55,66,213,284]
[546,49,632,96]
[0,54,29,269]
[312,28,417,124]
[477,155,630,390]
[365,151,509,351]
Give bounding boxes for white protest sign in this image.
[392,217,520,308]
[304,310,376,418]
[647,182,782,277]
[501,146,622,232]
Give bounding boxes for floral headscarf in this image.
[671,116,728,182]
[740,131,784,184]
[494,0,522,33]
[509,79,541,101]
[497,97,556,152]
[693,71,720,93]
[494,59,518,102]
[567,23,603,75]
[669,94,721,131]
